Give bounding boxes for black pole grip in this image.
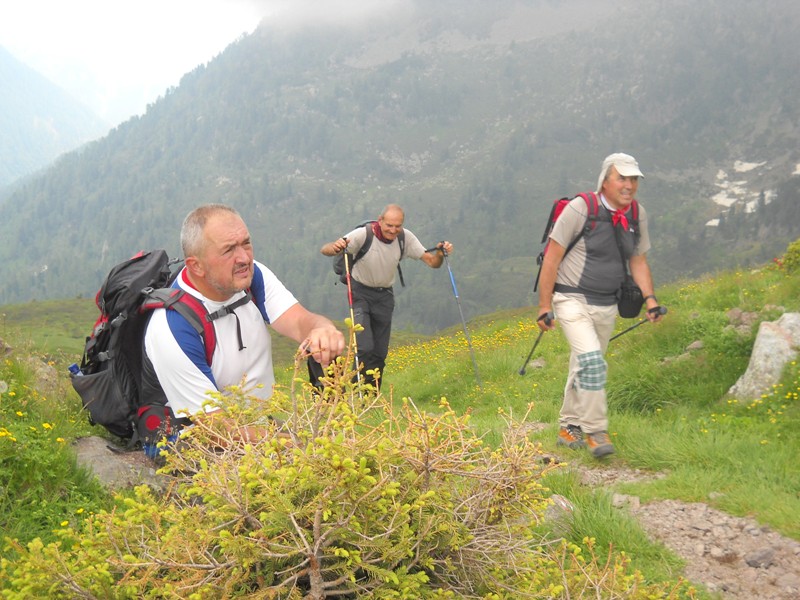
[537,311,554,327]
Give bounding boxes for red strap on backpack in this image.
[534,192,599,292]
[172,292,217,365]
[140,289,217,365]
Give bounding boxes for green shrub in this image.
[1,348,694,599]
[782,237,800,273]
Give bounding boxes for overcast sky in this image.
[0,1,402,128]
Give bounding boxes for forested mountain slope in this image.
[1,0,799,333]
[0,47,107,188]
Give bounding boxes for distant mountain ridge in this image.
[0,46,108,188]
[1,0,799,333]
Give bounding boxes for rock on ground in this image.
[72,436,166,491]
[728,312,800,400]
[564,463,800,600]
[632,499,800,599]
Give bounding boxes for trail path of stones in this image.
[570,462,800,599]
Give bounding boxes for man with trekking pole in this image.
[320,204,453,389]
[536,153,664,458]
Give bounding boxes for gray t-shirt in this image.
[345,225,428,288]
[550,194,650,304]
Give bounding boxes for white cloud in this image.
[258,0,412,28]
[1,0,416,126]
[0,0,266,125]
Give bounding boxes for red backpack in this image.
[533,192,639,292]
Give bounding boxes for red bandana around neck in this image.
[612,208,630,231]
[372,221,393,244]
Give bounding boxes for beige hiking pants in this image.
[553,293,618,434]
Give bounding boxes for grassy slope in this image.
[381,264,800,538]
[0,298,432,369]
[285,265,800,539]
[2,258,799,591]
[376,261,800,588]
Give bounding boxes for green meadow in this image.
[1,252,798,596]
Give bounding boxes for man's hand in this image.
[320,237,349,256]
[436,240,454,255]
[537,310,555,331]
[301,324,346,367]
[272,305,345,365]
[646,305,666,323]
[330,237,348,254]
[423,240,454,268]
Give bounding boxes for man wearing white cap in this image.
[536,152,663,458]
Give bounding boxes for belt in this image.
[554,283,583,295]
[553,283,617,306]
[554,283,616,301]
[352,279,393,292]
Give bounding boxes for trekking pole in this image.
[609,306,668,342]
[438,245,482,390]
[518,312,553,376]
[341,239,363,387]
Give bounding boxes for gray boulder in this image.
[728,313,800,400]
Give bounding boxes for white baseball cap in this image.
[597,153,644,193]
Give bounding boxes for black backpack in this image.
[332,221,406,286]
[533,192,639,292]
[70,250,242,449]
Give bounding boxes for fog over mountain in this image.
[0,47,108,188]
[1,0,799,333]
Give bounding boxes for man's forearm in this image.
[320,241,340,256]
[629,255,655,297]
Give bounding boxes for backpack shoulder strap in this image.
[205,291,252,322]
[540,198,568,244]
[564,192,600,254]
[577,192,601,226]
[354,222,374,262]
[395,230,406,287]
[249,267,268,322]
[393,230,406,287]
[627,199,641,249]
[141,288,216,365]
[205,291,253,354]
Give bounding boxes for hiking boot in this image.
[556,425,586,450]
[586,431,615,458]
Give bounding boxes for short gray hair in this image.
[379,203,405,221]
[181,204,240,258]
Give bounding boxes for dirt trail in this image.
[571,464,800,599]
